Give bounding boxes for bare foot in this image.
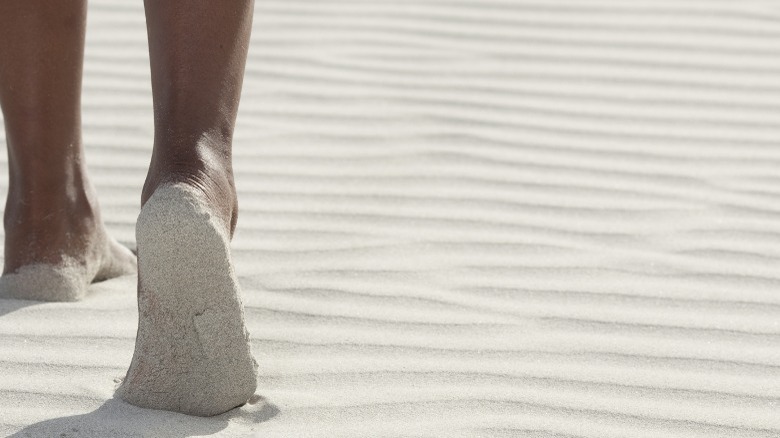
[0,188,136,301]
[117,182,257,416]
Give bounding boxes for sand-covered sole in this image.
[117,183,257,417]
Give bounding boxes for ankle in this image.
[3,186,102,273]
[7,183,96,221]
[143,134,238,235]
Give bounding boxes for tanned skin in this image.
[0,0,254,284]
[0,0,135,280]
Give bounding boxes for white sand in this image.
[2,0,780,436]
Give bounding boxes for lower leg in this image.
[0,0,135,301]
[141,0,255,235]
[119,0,257,416]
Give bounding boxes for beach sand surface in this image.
[1,0,780,436]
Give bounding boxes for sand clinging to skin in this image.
[0,261,90,302]
[117,183,257,416]
[0,236,135,302]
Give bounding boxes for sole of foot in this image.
[0,237,136,302]
[117,183,257,417]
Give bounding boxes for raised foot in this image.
[0,236,136,302]
[117,183,257,417]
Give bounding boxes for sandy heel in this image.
[0,263,88,302]
[117,183,257,417]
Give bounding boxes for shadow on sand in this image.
[0,296,40,318]
[9,396,279,437]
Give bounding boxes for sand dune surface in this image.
[1,0,780,436]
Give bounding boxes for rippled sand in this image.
[1,0,779,436]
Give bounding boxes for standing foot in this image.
[0,192,137,302]
[117,183,257,417]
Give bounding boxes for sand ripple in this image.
[1,0,779,436]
